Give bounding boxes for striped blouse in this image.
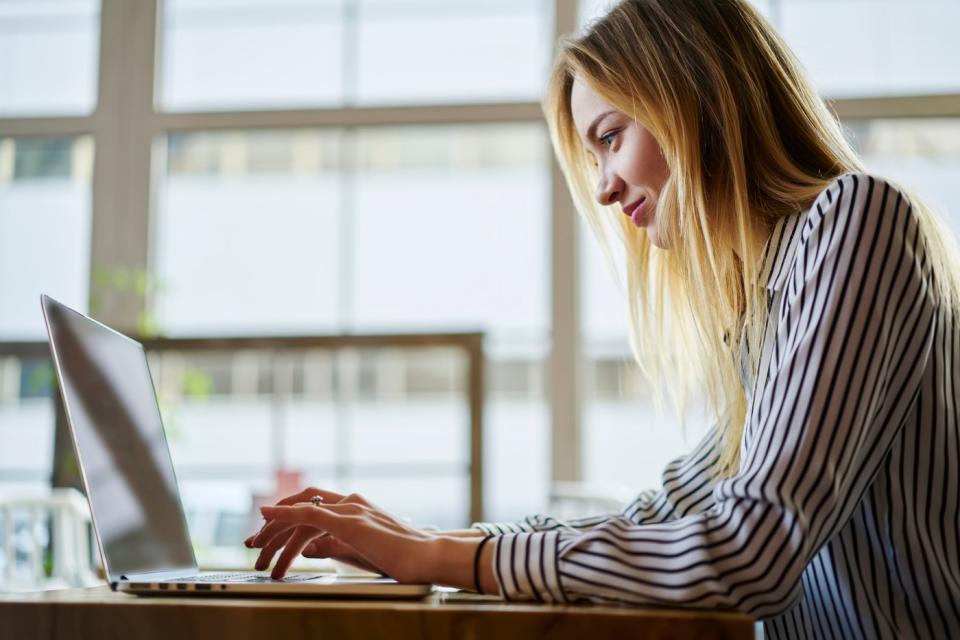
[472,173,960,639]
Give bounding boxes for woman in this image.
[245,0,960,636]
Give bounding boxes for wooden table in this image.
[0,585,755,639]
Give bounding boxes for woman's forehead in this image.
[570,79,619,137]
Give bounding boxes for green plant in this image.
[89,266,165,338]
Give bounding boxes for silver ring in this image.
[310,496,322,506]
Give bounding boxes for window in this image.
[847,118,960,236]
[150,1,555,548]
[0,135,94,495]
[0,136,94,340]
[777,0,960,98]
[0,0,100,116]
[2,0,957,569]
[155,129,344,334]
[159,0,552,111]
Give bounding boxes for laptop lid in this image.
[41,294,198,582]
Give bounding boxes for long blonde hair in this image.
[545,0,960,476]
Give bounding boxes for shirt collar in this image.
[758,211,805,293]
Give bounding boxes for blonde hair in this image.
[544,0,960,476]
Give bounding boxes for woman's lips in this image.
[623,197,648,227]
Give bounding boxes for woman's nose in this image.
[595,172,621,206]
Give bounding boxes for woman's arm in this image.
[249,413,726,579]
[255,501,502,592]
[484,174,938,614]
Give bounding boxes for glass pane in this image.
[152,124,551,526]
[153,129,345,335]
[350,123,552,521]
[579,1,960,98]
[847,118,960,240]
[0,356,56,489]
[779,0,960,98]
[159,0,550,111]
[355,0,551,105]
[0,136,94,339]
[351,123,550,340]
[160,0,345,112]
[0,0,100,116]
[347,475,468,530]
[485,397,549,521]
[580,217,629,345]
[583,406,688,493]
[578,219,699,492]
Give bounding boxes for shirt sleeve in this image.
[470,416,724,537]
[487,173,940,616]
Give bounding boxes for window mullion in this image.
[550,0,582,485]
[89,0,159,333]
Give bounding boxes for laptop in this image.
[40,294,433,598]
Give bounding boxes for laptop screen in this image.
[42,296,197,581]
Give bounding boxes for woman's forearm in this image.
[429,535,499,595]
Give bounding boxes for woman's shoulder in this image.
[763,171,922,293]
[797,171,917,246]
[808,171,910,217]
[765,171,921,289]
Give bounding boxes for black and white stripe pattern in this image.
[473,173,960,639]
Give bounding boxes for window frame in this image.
[1,0,958,504]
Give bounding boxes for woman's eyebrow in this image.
[585,110,617,143]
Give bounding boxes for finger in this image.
[280,487,345,506]
[245,520,281,547]
[260,503,363,529]
[260,503,375,553]
[263,502,419,542]
[246,487,347,546]
[251,501,324,547]
[270,525,318,580]
[250,519,295,549]
[303,536,382,575]
[304,535,365,563]
[273,501,412,539]
[254,523,297,572]
[247,516,291,548]
[339,492,374,509]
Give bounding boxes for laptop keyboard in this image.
[180,572,324,583]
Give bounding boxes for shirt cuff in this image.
[490,531,567,603]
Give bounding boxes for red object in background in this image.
[273,468,304,501]
[248,468,305,533]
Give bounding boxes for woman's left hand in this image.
[256,491,442,583]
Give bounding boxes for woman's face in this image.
[570,77,671,248]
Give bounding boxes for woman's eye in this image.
[599,130,618,148]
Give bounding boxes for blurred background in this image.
[1,0,959,584]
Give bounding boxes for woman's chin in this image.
[647,225,667,250]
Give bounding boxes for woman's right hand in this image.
[244,487,384,575]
